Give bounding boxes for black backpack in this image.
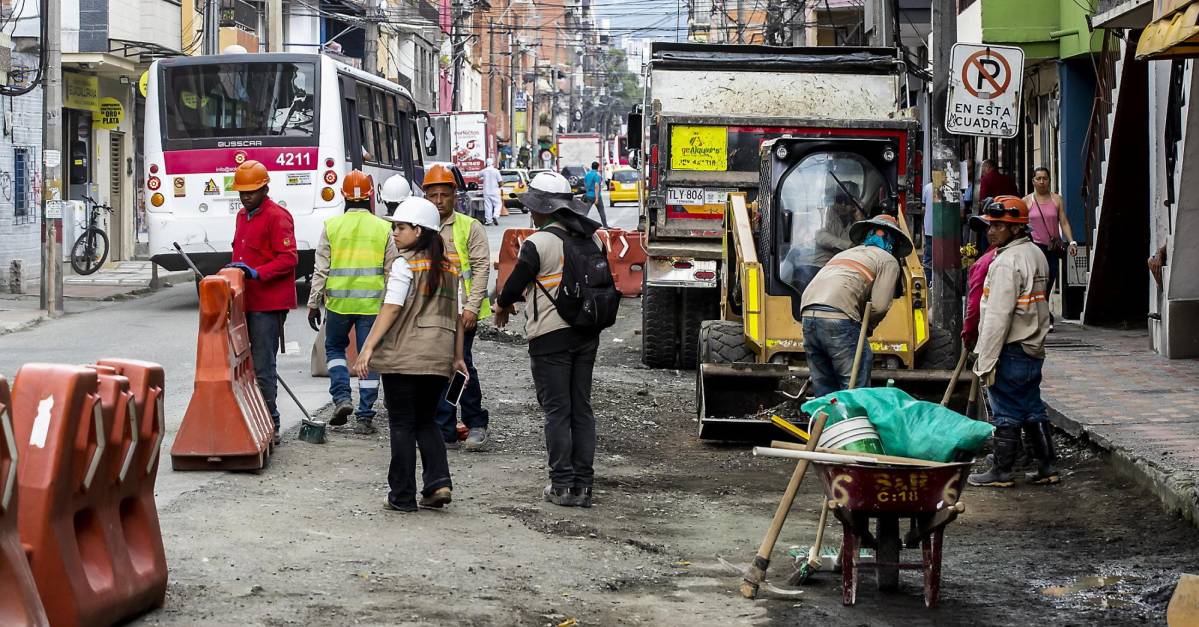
[535,229,622,333]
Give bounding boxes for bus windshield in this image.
[162,62,317,140]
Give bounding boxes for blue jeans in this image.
[986,344,1049,429]
[802,316,872,398]
[325,311,379,421]
[247,311,283,430]
[435,327,489,441]
[922,235,933,288]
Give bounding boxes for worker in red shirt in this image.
[227,159,298,444]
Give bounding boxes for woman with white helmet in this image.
[379,174,413,216]
[354,196,467,512]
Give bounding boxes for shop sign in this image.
[95,97,124,130]
[64,72,100,112]
[669,125,727,171]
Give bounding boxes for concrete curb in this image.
[0,313,47,337]
[1047,403,1199,527]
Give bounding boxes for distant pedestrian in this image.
[495,172,617,508]
[354,197,467,512]
[480,158,503,226]
[1023,167,1078,331]
[424,164,494,451]
[799,215,910,397]
[977,159,1019,204]
[968,196,1058,488]
[307,170,399,435]
[583,161,610,229]
[226,159,297,446]
[962,213,999,351]
[379,174,413,216]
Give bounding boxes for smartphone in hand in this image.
[444,370,469,406]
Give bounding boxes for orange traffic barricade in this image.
[13,364,135,626]
[93,359,168,612]
[172,269,274,471]
[605,228,646,297]
[0,375,49,627]
[495,228,537,295]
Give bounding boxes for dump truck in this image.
[628,42,926,370]
[677,49,969,440]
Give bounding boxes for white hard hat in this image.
[380,174,413,203]
[384,197,441,231]
[528,171,572,195]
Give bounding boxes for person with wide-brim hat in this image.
[797,212,908,397]
[496,171,608,508]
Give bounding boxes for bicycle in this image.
[70,195,113,276]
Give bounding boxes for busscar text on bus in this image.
[143,52,439,279]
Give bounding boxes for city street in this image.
[2,201,1198,625]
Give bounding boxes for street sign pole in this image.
[40,0,63,315]
[930,0,961,337]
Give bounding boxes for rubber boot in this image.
[969,426,1020,487]
[1023,421,1061,485]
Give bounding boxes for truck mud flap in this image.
[697,363,973,442]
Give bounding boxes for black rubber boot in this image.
[969,426,1020,487]
[1023,422,1061,485]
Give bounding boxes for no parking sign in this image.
[946,43,1025,139]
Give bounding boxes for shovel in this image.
[279,374,327,444]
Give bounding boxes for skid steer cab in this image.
[696,130,966,441]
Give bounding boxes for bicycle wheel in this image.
[70,228,109,275]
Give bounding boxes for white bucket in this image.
[818,417,885,455]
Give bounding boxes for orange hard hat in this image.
[342,170,374,201]
[423,164,458,190]
[980,195,1029,224]
[231,159,270,191]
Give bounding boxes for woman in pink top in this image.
[1023,167,1078,327]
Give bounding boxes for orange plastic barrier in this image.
[172,268,274,471]
[12,364,146,626]
[494,228,537,296]
[604,228,646,298]
[0,375,48,627]
[93,359,168,611]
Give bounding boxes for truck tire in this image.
[642,283,680,369]
[680,289,721,369]
[917,324,960,370]
[698,320,754,365]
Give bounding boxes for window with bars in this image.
[13,146,33,225]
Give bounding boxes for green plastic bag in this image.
[801,388,993,462]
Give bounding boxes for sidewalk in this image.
[1043,324,1199,525]
[64,261,192,299]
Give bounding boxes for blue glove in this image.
[226,262,259,280]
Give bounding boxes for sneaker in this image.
[330,401,353,426]
[419,487,452,509]
[570,486,593,508]
[353,420,377,435]
[384,499,418,513]
[463,427,489,451]
[543,485,575,507]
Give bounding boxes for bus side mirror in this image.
[626,112,642,150]
[629,150,640,169]
[423,127,437,157]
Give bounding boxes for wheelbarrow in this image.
[812,459,972,608]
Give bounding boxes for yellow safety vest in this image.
[324,211,392,315]
[451,213,492,319]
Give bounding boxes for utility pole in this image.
[40,0,62,314]
[268,0,284,52]
[509,33,518,156]
[865,0,895,48]
[363,3,379,74]
[736,0,744,43]
[451,0,464,111]
[203,0,220,55]
[930,0,962,335]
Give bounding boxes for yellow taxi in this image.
[501,169,530,212]
[608,166,642,204]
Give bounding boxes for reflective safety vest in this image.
[324,211,392,315]
[451,213,492,319]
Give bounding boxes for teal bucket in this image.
[818,417,885,455]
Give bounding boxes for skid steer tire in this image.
[698,320,755,365]
[680,289,721,370]
[917,324,960,370]
[642,283,680,369]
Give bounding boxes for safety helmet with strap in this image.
[231,160,270,191]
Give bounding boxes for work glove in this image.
[225,262,259,280]
[307,307,322,332]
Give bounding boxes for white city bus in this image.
[143,52,434,277]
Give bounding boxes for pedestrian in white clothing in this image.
[480,158,503,226]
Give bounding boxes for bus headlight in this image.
[321,187,335,201]
[151,193,165,207]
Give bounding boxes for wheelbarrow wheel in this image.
[876,515,901,591]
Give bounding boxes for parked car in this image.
[608,166,642,204]
[501,169,530,212]
[560,166,589,196]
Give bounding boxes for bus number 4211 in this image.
[275,152,312,167]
